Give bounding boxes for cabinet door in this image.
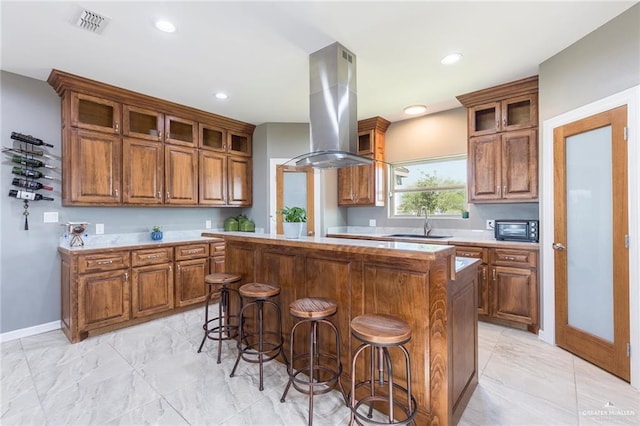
[123,105,164,141]
[70,92,120,134]
[131,263,174,318]
[227,156,252,206]
[165,146,198,204]
[175,258,208,307]
[123,138,163,204]
[78,270,130,331]
[353,163,375,205]
[468,134,501,201]
[501,94,537,132]
[199,123,227,153]
[477,264,489,316]
[69,129,122,204]
[491,265,537,325]
[227,131,252,157]
[210,255,225,274]
[468,102,500,136]
[357,130,374,155]
[199,150,227,205]
[337,167,356,205]
[164,115,197,147]
[501,130,538,200]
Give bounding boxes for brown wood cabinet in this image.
[458,76,539,203]
[75,251,131,336]
[198,150,252,206]
[49,69,255,207]
[165,146,198,205]
[338,116,390,207]
[174,243,210,307]
[67,129,122,205]
[122,138,164,204]
[455,246,489,316]
[59,238,226,343]
[131,247,174,318]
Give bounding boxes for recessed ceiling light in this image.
[441,52,462,65]
[215,92,228,100]
[154,19,176,33]
[403,105,427,115]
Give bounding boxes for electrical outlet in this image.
[43,211,58,223]
[486,220,495,230]
[96,223,104,235]
[205,220,212,229]
[369,219,376,227]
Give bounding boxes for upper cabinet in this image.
[338,116,390,207]
[457,76,539,203]
[48,69,255,207]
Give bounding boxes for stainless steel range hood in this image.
[293,42,373,169]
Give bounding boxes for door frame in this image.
[541,86,639,388]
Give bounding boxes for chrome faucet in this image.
[420,206,432,236]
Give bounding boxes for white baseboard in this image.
[1,320,61,343]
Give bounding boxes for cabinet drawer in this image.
[175,243,209,260]
[455,246,488,263]
[132,247,173,266]
[491,248,537,268]
[210,241,225,254]
[78,251,130,273]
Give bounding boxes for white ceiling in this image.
[1,1,636,125]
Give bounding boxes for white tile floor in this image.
[1,308,638,425]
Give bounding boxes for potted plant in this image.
[278,206,307,239]
[151,225,163,241]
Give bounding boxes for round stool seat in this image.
[239,283,280,299]
[289,297,337,319]
[351,314,411,346]
[205,273,242,285]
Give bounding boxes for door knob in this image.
[552,242,566,251]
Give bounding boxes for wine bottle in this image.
[10,155,55,169]
[11,131,54,148]
[8,189,54,201]
[12,178,53,191]
[11,166,54,180]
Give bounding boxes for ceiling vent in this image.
[74,8,110,34]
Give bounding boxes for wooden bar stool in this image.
[349,314,417,425]
[197,272,242,363]
[280,297,347,425]
[230,282,287,391]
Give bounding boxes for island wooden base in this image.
[217,234,478,425]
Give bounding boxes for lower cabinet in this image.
[78,269,131,332]
[174,243,210,308]
[131,247,174,318]
[455,245,538,333]
[60,239,224,343]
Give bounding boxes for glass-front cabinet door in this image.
[71,92,121,134]
[198,123,227,153]
[227,131,252,157]
[164,115,197,147]
[123,105,164,141]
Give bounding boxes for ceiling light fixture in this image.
[215,92,228,100]
[403,105,427,115]
[441,52,462,65]
[154,19,176,33]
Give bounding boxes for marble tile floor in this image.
[1,308,637,425]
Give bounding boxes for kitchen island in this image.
[203,232,479,425]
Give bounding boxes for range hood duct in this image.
[293,42,373,169]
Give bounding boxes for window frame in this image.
[388,154,468,219]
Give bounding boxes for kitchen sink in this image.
[385,234,452,239]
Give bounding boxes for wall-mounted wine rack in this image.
[3,132,58,230]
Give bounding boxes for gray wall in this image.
[539,3,640,121]
[0,71,240,333]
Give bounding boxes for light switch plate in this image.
[43,211,58,223]
[369,219,376,227]
[96,223,104,234]
[486,220,495,230]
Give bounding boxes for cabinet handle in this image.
[157,191,161,199]
[503,118,507,128]
[184,249,200,254]
[97,260,113,265]
[145,254,160,259]
[115,188,119,197]
[169,265,172,272]
[496,120,500,129]
[166,191,170,200]
[503,185,507,195]
[124,272,128,282]
[492,268,497,280]
[158,131,162,141]
[115,122,119,132]
[177,264,181,272]
[482,268,487,279]
[505,256,516,261]
[497,186,501,196]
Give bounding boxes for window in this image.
[390,155,467,218]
